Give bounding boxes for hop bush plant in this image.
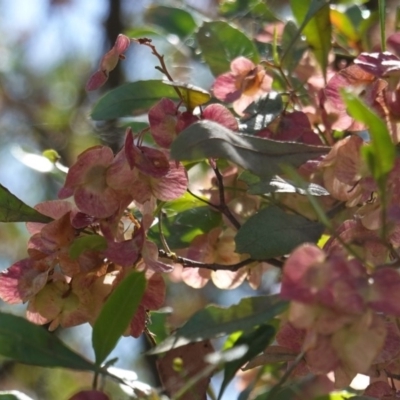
[1,1,400,399]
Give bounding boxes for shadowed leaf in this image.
[69,235,107,260]
[149,295,287,353]
[0,312,97,371]
[218,325,275,399]
[0,184,52,223]
[170,120,329,178]
[157,340,214,400]
[290,0,331,80]
[235,206,324,259]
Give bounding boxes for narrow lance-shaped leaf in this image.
[149,295,287,354]
[92,271,147,366]
[218,325,275,400]
[235,206,324,259]
[0,312,97,371]
[341,91,395,186]
[170,120,329,179]
[290,0,331,80]
[0,184,52,223]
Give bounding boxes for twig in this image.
[158,249,284,271]
[134,37,183,101]
[187,188,216,208]
[267,351,306,400]
[171,364,217,400]
[158,210,172,255]
[212,166,241,230]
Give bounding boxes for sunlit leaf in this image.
[163,191,209,213]
[246,176,330,196]
[281,21,308,72]
[330,9,359,42]
[92,271,147,366]
[125,26,164,38]
[290,0,331,80]
[240,93,284,133]
[145,5,197,38]
[378,0,386,51]
[170,120,329,179]
[0,184,52,223]
[149,295,287,353]
[91,80,181,120]
[235,206,324,259]
[341,91,395,185]
[0,312,97,371]
[148,206,222,249]
[197,21,260,76]
[315,393,362,399]
[162,81,211,111]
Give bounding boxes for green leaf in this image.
[69,235,108,260]
[170,120,329,179]
[163,191,209,213]
[314,392,360,399]
[197,21,260,76]
[0,184,52,223]
[91,80,181,120]
[148,310,171,345]
[149,295,287,353]
[0,312,96,371]
[219,0,283,20]
[218,325,275,399]
[148,206,222,249]
[240,93,284,133]
[219,0,276,20]
[378,0,386,51]
[163,81,211,111]
[330,9,360,42]
[235,206,324,259]
[290,0,331,80]
[92,271,147,366]
[281,21,308,72]
[341,91,395,185]
[125,26,164,38]
[145,6,197,38]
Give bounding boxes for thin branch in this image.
[134,38,183,101]
[187,188,216,208]
[158,210,172,255]
[266,351,306,400]
[212,165,241,230]
[158,249,284,271]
